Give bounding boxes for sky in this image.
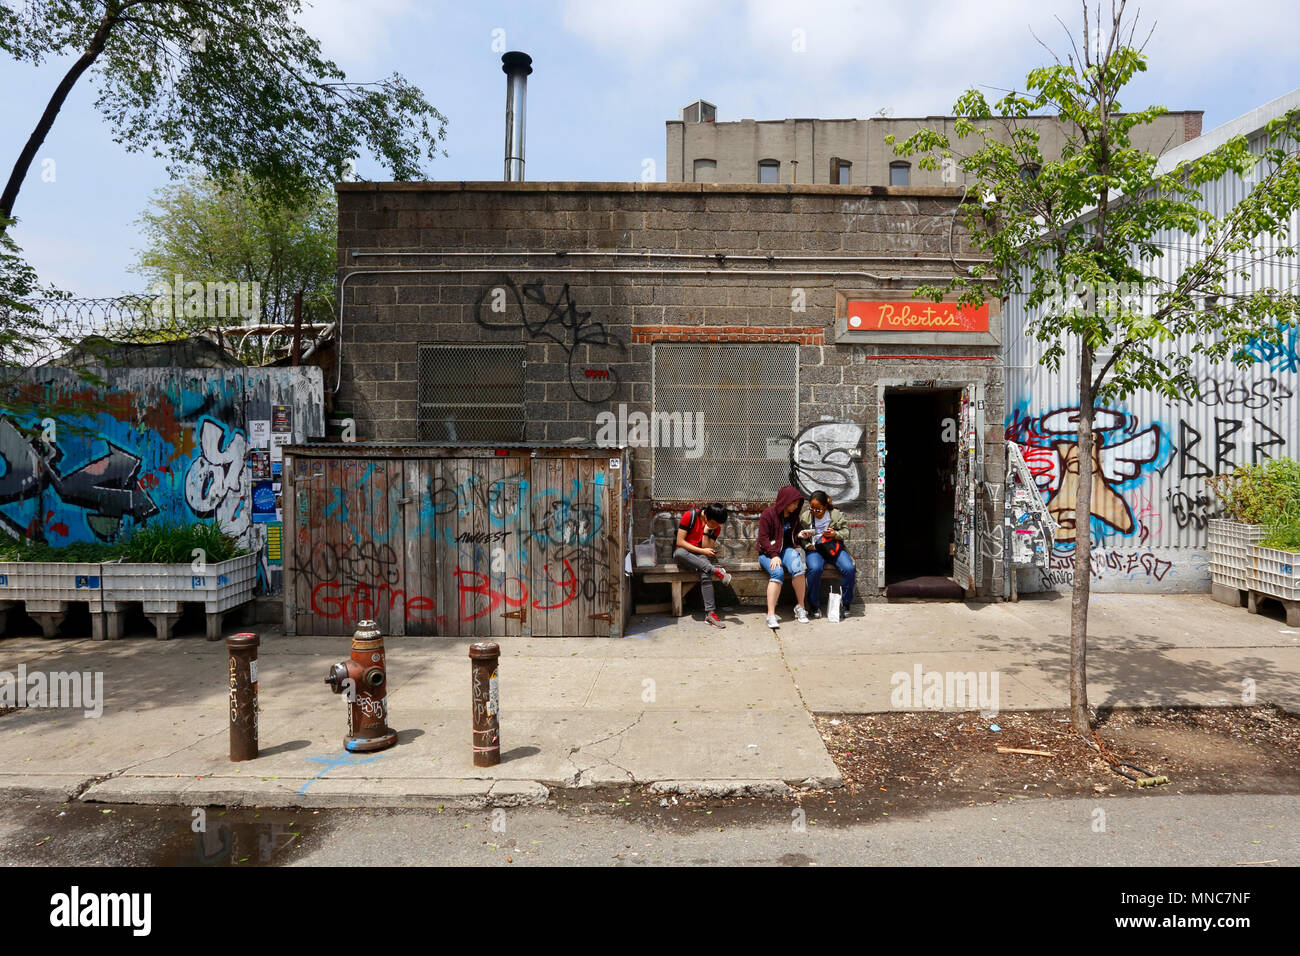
[2,0,1299,297]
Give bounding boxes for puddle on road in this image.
[2,802,320,867]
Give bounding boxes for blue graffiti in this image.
[1235,323,1300,374]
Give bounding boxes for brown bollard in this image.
[227,632,259,761]
[470,642,500,766]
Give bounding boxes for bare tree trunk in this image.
[1070,341,1095,734]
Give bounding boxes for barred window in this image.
[652,343,798,500]
[417,344,525,441]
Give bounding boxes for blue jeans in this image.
[758,547,806,582]
[806,545,856,608]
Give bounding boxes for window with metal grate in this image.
[652,343,798,500]
[417,344,526,441]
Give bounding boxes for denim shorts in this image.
[758,547,806,582]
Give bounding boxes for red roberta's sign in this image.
[846,300,989,332]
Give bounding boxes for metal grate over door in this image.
[653,343,798,500]
[418,344,525,442]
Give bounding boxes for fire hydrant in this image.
[324,619,398,752]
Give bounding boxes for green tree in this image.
[1,1,445,223]
[131,172,336,359]
[888,0,1300,735]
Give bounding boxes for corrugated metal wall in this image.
[1005,125,1300,592]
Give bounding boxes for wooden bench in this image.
[635,561,842,616]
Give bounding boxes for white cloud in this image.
[561,0,723,61]
[297,0,423,67]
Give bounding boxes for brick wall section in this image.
[336,182,1007,599]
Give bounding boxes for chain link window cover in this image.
[418,344,525,441]
[653,343,798,499]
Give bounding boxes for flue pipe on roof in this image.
[502,51,532,181]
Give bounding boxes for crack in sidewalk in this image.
[564,712,644,786]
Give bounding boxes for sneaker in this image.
[839,604,850,619]
[766,614,780,629]
[706,612,726,629]
[712,567,733,586]
[809,606,822,619]
[794,605,810,624]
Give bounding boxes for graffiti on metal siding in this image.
[473,276,625,404]
[1234,322,1300,374]
[789,420,863,505]
[1173,416,1285,479]
[1177,375,1294,411]
[1037,546,1174,589]
[1005,406,1165,544]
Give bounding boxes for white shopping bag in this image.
[827,587,842,623]
[633,537,657,568]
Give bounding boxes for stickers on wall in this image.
[272,405,292,433]
[249,450,271,480]
[252,480,276,522]
[269,433,290,462]
[266,522,283,565]
[249,420,270,448]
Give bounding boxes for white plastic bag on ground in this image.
[827,587,842,623]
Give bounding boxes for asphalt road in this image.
[0,792,1294,867]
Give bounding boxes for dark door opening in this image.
[884,388,962,595]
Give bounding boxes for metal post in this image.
[470,642,500,766]
[227,632,259,761]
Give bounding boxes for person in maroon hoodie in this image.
[756,484,810,628]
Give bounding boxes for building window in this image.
[693,159,717,183]
[889,161,910,187]
[1019,163,1041,182]
[758,159,780,184]
[652,343,798,500]
[831,158,852,184]
[417,344,525,441]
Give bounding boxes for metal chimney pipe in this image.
[502,51,532,181]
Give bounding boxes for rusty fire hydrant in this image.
[324,620,398,752]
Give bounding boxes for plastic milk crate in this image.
[1250,546,1300,601]
[1207,519,1266,591]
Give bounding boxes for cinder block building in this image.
[668,100,1204,186]
[332,180,1010,611]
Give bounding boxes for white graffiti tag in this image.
[184,419,249,536]
[791,421,864,504]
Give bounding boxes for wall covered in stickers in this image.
[0,367,325,594]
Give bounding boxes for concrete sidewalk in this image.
[0,593,1296,809]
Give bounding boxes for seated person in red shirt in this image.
[673,503,732,628]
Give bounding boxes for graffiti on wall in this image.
[1006,406,1165,543]
[788,420,864,505]
[474,277,626,404]
[1,370,323,595]
[295,461,617,632]
[0,416,160,539]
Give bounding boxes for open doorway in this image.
[884,388,963,597]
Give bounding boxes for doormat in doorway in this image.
[885,576,965,600]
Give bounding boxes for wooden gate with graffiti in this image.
[283,444,629,637]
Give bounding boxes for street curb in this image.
[77,775,552,810]
[647,779,795,798]
[0,774,94,803]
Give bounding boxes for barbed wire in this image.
[0,294,332,371]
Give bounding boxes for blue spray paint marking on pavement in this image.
[298,752,387,793]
